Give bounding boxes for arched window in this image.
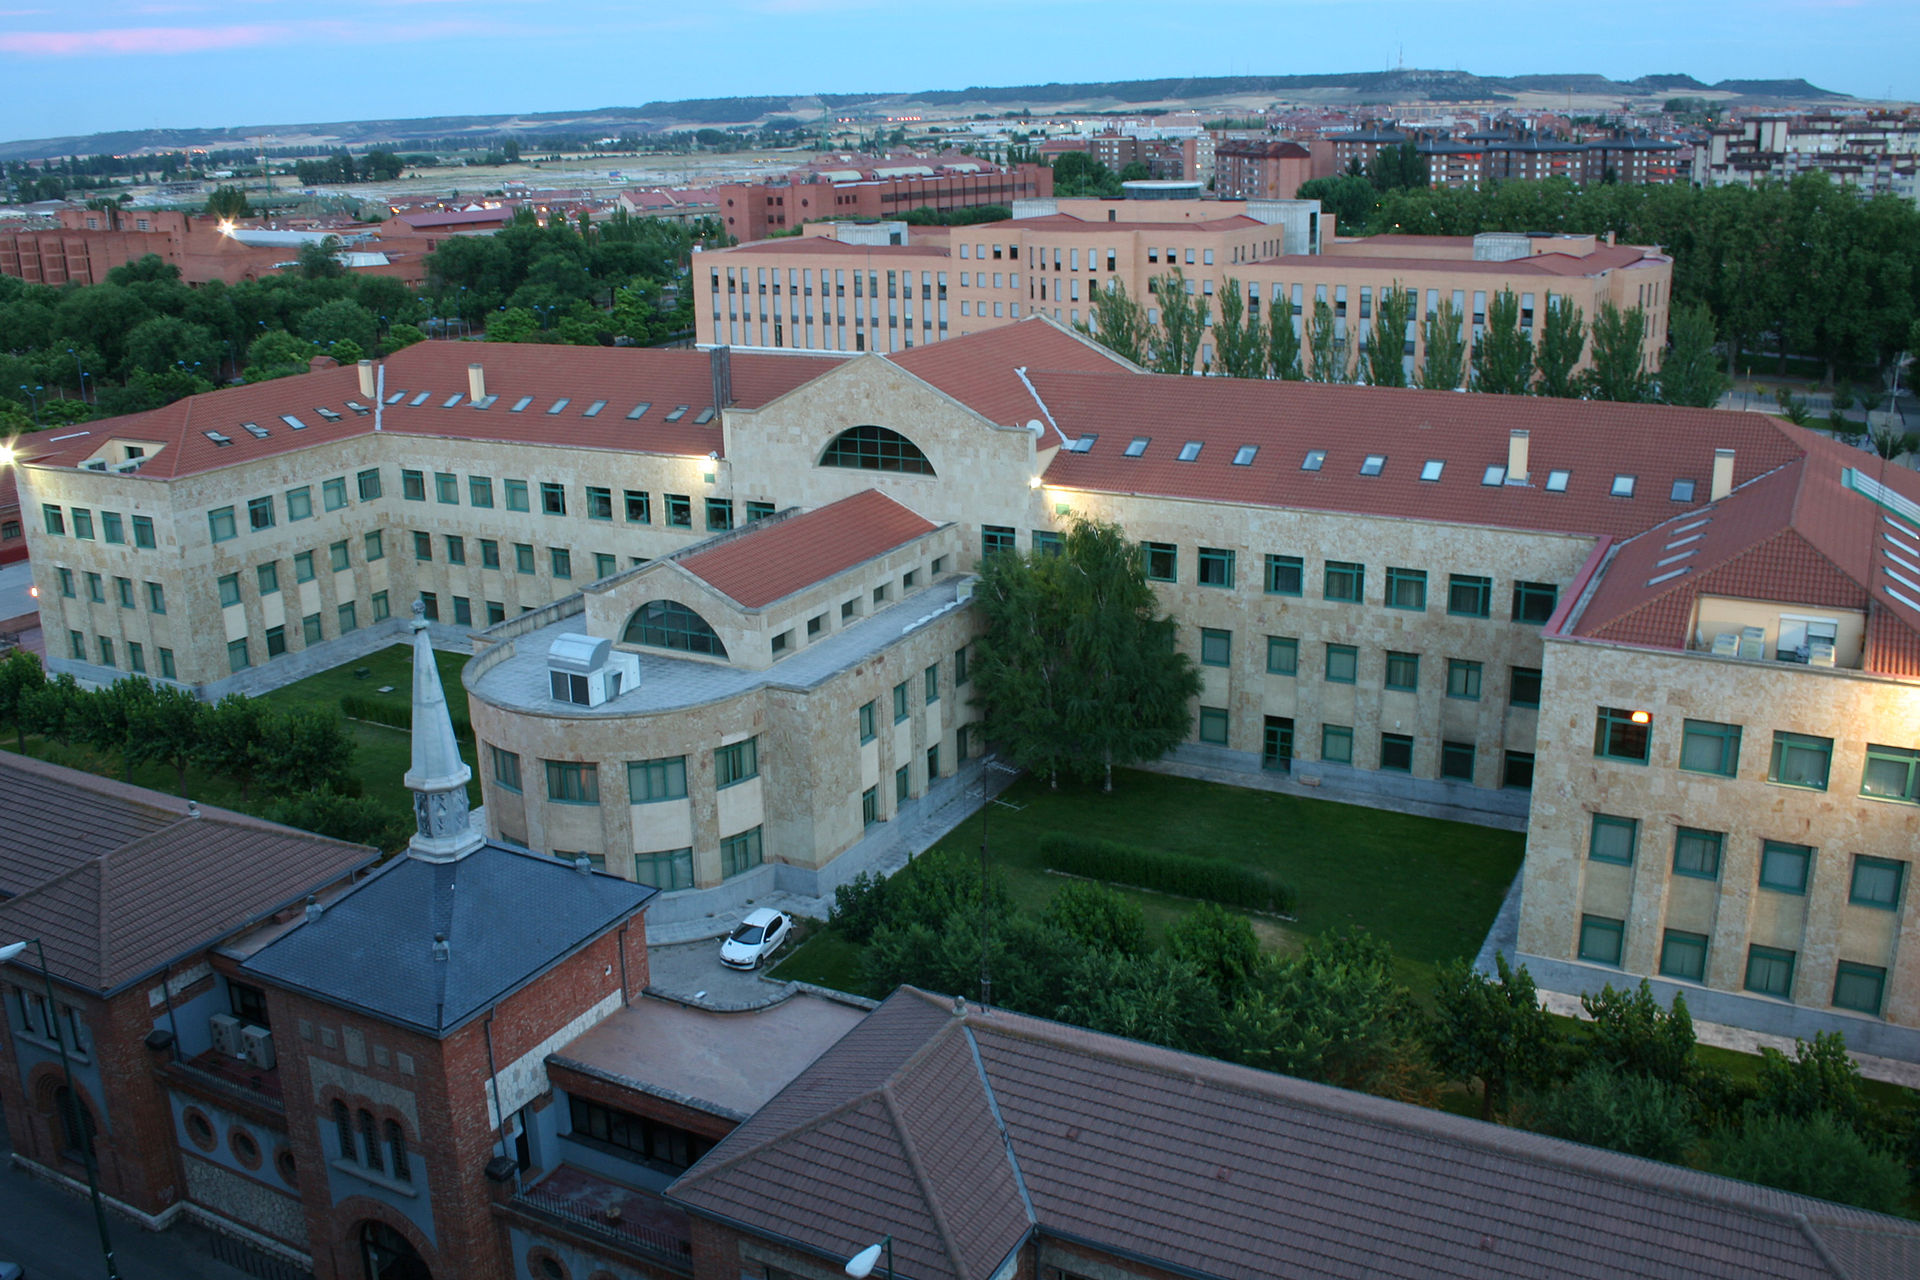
[332,1100,354,1162]
[359,1109,384,1174]
[54,1086,95,1159]
[820,425,935,475]
[623,601,728,658]
[385,1119,411,1183]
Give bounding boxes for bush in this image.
[1037,831,1294,913]
[340,694,472,742]
[828,871,892,944]
[1753,1032,1866,1133]
[1579,980,1696,1088]
[1704,1111,1910,1214]
[1165,903,1264,1000]
[1524,1065,1696,1163]
[1043,880,1148,957]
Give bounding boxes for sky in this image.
[0,0,1915,146]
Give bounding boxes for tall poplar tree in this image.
[1364,282,1413,388]
[1150,269,1209,375]
[1470,288,1534,395]
[1658,301,1732,408]
[1266,296,1303,380]
[1417,297,1467,391]
[1212,277,1266,378]
[1586,302,1652,402]
[1305,299,1349,383]
[1074,280,1151,367]
[1535,296,1586,398]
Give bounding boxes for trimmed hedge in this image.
[340,694,472,743]
[1039,831,1295,915]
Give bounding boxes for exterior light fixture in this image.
[1629,710,1651,725]
[846,1236,893,1280]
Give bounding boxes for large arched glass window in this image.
[820,425,935,475]
[623,601,729,658]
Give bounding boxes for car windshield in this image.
[729,923,765,945]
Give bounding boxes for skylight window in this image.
[665,405,689,422]
[384,392,406,405]
[438,393,460,409]
[315,407,342,422]
[1611,475,1636,498]
[280,415,307,431]
[1671,478,1696,502]
[472,395,497,409]
[1233,445,1258,466]
[694,408,716,425]
[626,401,653,420]
[1672,517,1709,534]
[584,400,607,418]
[344,401,371,415]
[1655,549,1696,567]
[510,396,534,413]
[1546,470,1570,492]
[204,431,233,446]
[242,422,270,439]
[1421,460,1444,482]
[1359,455,1385,476]
[1665,533,1703,550]
[1124,437,1150,457]
[1302,450,1325,471]
[1177,441,1202,461]
[408,391,431,407]
[1069,433,1097,452]
[546,397,571,415]
[1482,465,1507,487]
[1647,567,1691,586]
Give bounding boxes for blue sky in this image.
[1,0,1913,145]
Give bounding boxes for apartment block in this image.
[706,164,1051,242]
[1693,112,1920,201]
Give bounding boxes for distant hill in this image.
[0,68,1853,162]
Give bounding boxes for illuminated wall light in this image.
[1629,710,1652,725]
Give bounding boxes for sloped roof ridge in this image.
[1792,1212,1854,1279]
[881,1082,975,1280]
[1606,456,1801,554]
[962,1022,1038,1229]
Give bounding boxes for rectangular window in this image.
[115,577,134,609]
[1594,707,1652,763]
[715,737,759,788]
[1769,731,1832,790]
[1441,740,1475,780]
[435,472,458,505]
[544,760,600,805]
[1384,651,1419,691]
[746,501,776,522]
[97,635,114,667]
[540,482,567,516]
[1200,628,1231,667]
[1142,542,1177,582]
[265,625,287,658]
[158,647,176,679]
[281,486,312,523]
[862,786,878,827]
[469,476,494,508]
[257,562,280,594]
[666,494,692,528]
[1197,547,1235,588]
[401,469,426,501]
[446,535,466,566]
[1032,530,1063,557]
[69,630,83,661]
[1759,840,1813,895]
[1321,724,1353,764]
[515,543,536,574]
[504,479,529,512]
[575,486,611,522]
[1861,744,1920,802]
[630,847,692,891]
[550,547,572,579]
[628,756,689,803]
[324,476,349,510]
[1660,930,1709,983]
[982,525,1016,557]
[1850,856,1905,910]
[1578,915,1625,966]
[1680,720,1742,777]
[1198,707,1229,745]
[1263,717,1294,772]
[218,573,242,607]
[131,515,156,549]
[1325,644,1357,684]
[1448,574,1492,618]
[364,530,384,561]
[452,596,471,626]
[371,591,389,622]
[859,701,876,743]
[892,681,910,723]
[924,663,940,704]
[357,468,382,502]
[303,612,323,645]
[322,541,346,573]
[127,642,145,674]
[1833,962,1886,1016]
[1673,828,1724,879]
[208,506,237,543]
[954,646,969,686]
[472,538,497,570]
[1509,667,1542,709]
[593,553,616,580]
[1379,733,1413,772]
[1266,636,1298,676]
[227,638,250,673]
[73,509,93,540]
[491,746,522,792]
[1446,659,1482,700]
[43,504,64,536]
[413,531,433,562]
[294,550,316,582]
[1589,814,1638,865]
[1385,567,1427,610]
[1512,580,1558,624]
[337,600,358,633]
[146,581,166,613]
[1744,945,1796,998]
[247,496,275,531]
[100,511,124,544]
[419,592,439,622]
[1324,560,1364,602]
[625,490,651,524]
[1503,750,1535,790]
[896,763,911,803]
[720,827,763,878]
[1264,554,1303,596]
[705,498,734,532]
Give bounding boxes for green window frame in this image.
[515,543,536,574]
[665,494,693,528]
[1588,814,1638,865]
[72,508,94,539]
[1512,580,1558,624]
[356,468,382,502]
[413,531,433,562]
[364,530,384,561]
[862,787,879,827]
[1264,554,1303,596]
[227,638,250,673]
[540,482,567,516]
[1447,574,1492,618]
[625,490,651,523]
[101,511,124,544]
[1323,560,1364,602]
[1142,542,1177,582]
[1744,945,1796,999]
[746,501,776,522]
[627,756,689,803]
[1594,706,1651,763]
[1321,724,1353,764]
[401,469,426,501]
[469,476,494,508]
[859,701,876,744]
[448,536,467,566]
[1032,530,1063,556]
[115,577,133,608]
[635,848,694,891]
[1759,840,1812,895]
[720,827,763,878]
[1384,651,1419,691]
[705,498,734,531]
[1673,828,1724,880]
[1200,628,1231,667]
[324,476,349,510]
[1849,856,1905,910]
[257,562,279,594]
[924,663,940,704]
[294,551,315,583]
[1578,915,1625,966]
[1263,717,1294,772]
[42,504,64,536]
[1325,644,1357,684]
[1679,719,1742,777]
[820,425,935,474]
[1833,962,1886,1016]
[435,472,459,504]
[208,506,237,543]
[68,630,83,661]
[954,646,969,686]
[85,572,103,604]
[338,602,358,633]
[303,613,323,645]
[329,540,350,571]
[57,568,73,598]
[371,591,390,622]
[158,648,176,679]
[1660,930,1709,983]
[1509,666,1542,709]
[246,497,274,531]
[594,553,616,580]
[1266,636,1298,676]
[1440,740,1475,780]
[982,525,1015,557]
[452,597,471,626]
[1197,547,1235,588]
[1446,658,1482,700]
[582,486,612,521]
[504,479,530,512]
[625,600,726,656]
[715,737,759,789]
[284,486,313,522]
[893,681,909,722]
[1379,733,1413,772]
[895,763,911,803]
[1384,567,1427,610]
[146,581,165,613]
[544,760,600,805]
[98,636,114,667]
[1769,731,1832,790]
[265,625,286,658]
[131,515,155,548]
[1861,744,1920,802]
[480,540,501,570]
[127,642,145,674]
[218,573,242,607]
[1198,706,1229,745]
[550,547,572,579]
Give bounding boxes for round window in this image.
[183,1109,216,1151]
[274,1148,299,1186]
[229,1128,261,1169]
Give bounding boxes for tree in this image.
[1470,289,1534,395]
[1417,298,1466,390]
[1050,152,1120,199]
[132,681,205,796]
[1364,282,1413,388]
[122,314,219,379]
[243,330,319,382]
[1428,955,1559,1120]
[379,323,427,355]
[1579,980,1696,1088]
[1043,881,1149,957]
[1266,299,1302,379]
[1751,1032,1867,1133]
[269,787,410,851]
[257,708,355,798]
[82,677,159,781]
[199,694,272,800]
[1535,296,1586,398]
[1368,142,1428,193]
[971,516,1201,791]
[1164,903,1264,1002]
[1150,270,1208,375]
[1705,1111,1908,1214]
[300,298,378,356]
[1057,950,1224,1055]
[1211,277,1265,378]
[297,237,345,281]
[205,185,252,220]
[1658,301,1731,408]
[1584,302,1652,402]
[486,307,540,344]
[1304,299,1348,383]
[22,674,84,747]
[1295,175,1379,233]
[1227,929,1423,1095]
[0,647,43,751]
[1526,1065,1697,1162]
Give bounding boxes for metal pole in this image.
[979,792,991,1008]
[32,939,121,1279]
[884,1236,894,1280]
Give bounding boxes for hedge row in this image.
[339,694,472,742]
[1038,831,1295,915]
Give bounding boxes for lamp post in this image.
[17,384,42,429]
[845,1235,893,1280]
[66,347,87,403]
[0,938,122,1279]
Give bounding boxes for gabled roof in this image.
[0,752,378,995]
[889,316,1136,428]
[673,490,939,610]
[669,987,1920,1280]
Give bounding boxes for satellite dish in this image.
[1025,418,1044,435]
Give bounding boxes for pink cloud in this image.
[0,17,519,57]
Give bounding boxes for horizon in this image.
[0,0,1915,146]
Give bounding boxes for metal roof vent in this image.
[546,632,638,708]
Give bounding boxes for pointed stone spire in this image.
[403,600,483,862]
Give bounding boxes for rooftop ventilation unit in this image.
[546,632,639,708]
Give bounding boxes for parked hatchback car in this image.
[719,908,792,970]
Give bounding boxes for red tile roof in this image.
[725,237,948,258]
[1260,247,1659,277]
[1001,212,1261,234]
[674,490,938,608]
[392,207,515,229]
[890,316,1136,428]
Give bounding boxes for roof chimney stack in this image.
[709,345,733,415]
[1711,448,1735,502]
[468,362,485,404]
[1506,429,1530,485]
[357,359,375,398]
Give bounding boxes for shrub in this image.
[1043,880,1148,957]
[1524,1065,1696,1163]
[1704,1111,1910,1214]
[828,871,892,944]
[1579,980,1696,1088]
[1753,1032,1866,1133]
[1037,831,1294,913]
[340,693,472,742]
[1165,903,1264,999]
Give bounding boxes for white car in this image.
[719,908,792,971]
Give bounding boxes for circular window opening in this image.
[529,1250,567,1280]
[274,1148,298,1186]
[229,1128,261,1169]
[183,1108,216,1151]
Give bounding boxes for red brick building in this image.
[710,165,1051,241]
[1213,139,1314,200]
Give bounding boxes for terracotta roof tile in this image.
[674,490,938,609]
[890,317,1136,428]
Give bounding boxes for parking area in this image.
[646,937,795,1010]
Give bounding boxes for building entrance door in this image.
[360,1221,431,1280]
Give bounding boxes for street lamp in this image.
[17,384,41,429]
[0,938,123,1279]
[845,1236,893,1280]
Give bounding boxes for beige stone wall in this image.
[1520,636,1920,1030]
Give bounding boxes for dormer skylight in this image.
[1421,460,1444,482]
[584,400,607,418]
[242,422,270,439]
[626,401,652,420]
[1177,441,1202,462]
[546,398,571,415]
[1612,474,1637,498]
[384,391,406,404]
[315,407,342,422]
[1546,470,1570,492]
[344,401,371,415]
[510,396,534,412]
[1302,450,1325,471]
[472,395,498,409]
[694,408,716,425]
[1125,437,1150,457]
[1233,445,1258,466]
[1359,455,1385,476]
[204,430,233,446]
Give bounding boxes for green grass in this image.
[769,923,867,993]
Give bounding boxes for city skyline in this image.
[0,0,1915,146]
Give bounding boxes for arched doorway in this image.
[360,1220,431,1280]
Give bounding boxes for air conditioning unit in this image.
[210,1012,242,1056]
[240,1025,275,1071]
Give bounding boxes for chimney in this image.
[468,362,486,403]
[357,359,375,398]
[1506,429,1530,484]
[432,933,449,962]
[1710,448,1735,502]
[304,894,323,924]
[709,345,733,415]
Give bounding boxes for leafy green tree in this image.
[1428,955,1559,1120]
[1658,301,1731,408]
[0,648,44,751]
[270,787,410,853]
[122,314,219,379]
[971,516,1201,791]
[1266,300,1302,380]
[1165,903,1264,1002]
[297,237,345,281]
[1150,270,1208,375]
[1368,142,1428,192]
[486,307,540,344]
[1304,299,1348,383]
[1364,282,1413,388]
[1579,980,1696,1088]
[379,323,427,355]
[1211,277,1265,378]
[55,284,152,373]
[22,673,84,747]
[1752,1032,1867,1133]
[1535,296,1586,398]
[205,185,252,219]
[1075,280,1150,367]
[81,677,159,781]
[300,298,378,356]
[1470,289,1534,395]
[1043,881,1149,957]
[1227,929,1422,1094]
[1057,951,1224,1054]
[243,329,319,382]
[1526,1064,1697,1162]
[1295,175,1379,234]
[199,694,272,800]
[131,681,205,796]
[257,707,356,798]
[1417,298,1466,391]
[1706,1111,1908,1213]
[1585,302,1652,402]
[1050,152,1121,199]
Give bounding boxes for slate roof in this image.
[0,751,378,995]
[668,988,1920,1280]
[674,490,940,609]
[241,841,653,1037]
